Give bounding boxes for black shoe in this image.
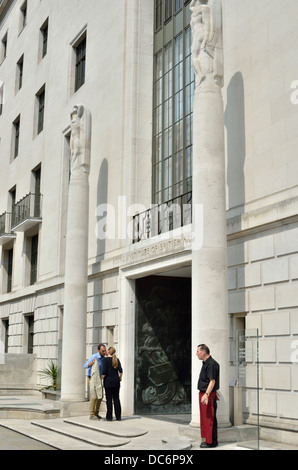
[200,442,218,449]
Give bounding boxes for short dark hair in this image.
[98,343,106,350]
[198,344,210,355]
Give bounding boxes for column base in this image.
[59,399,89,419]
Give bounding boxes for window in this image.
[24,315,34,354]
[36,87,45,134]
[12,116,20,159]
[74,35,86,92]
[30,234,38,285]
[40,19,48,59]
[33,166,41,217]
[1,33,8,63]
[9,188,16,228]
[165,0,172,22]
[20,1,27,32]
[155,0,162,31]
[2,319,9,353]
[17,55,24,91]
[0,81,4,115]
[153,2,194,205]
[7,249,13,293]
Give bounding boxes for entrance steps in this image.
[0,415,193,450]
[0,416,146,450]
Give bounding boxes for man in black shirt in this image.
[196,344,220,448]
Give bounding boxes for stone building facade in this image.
[0,0,298,444]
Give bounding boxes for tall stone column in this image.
[190,0,230,427]
[60,105,92,402]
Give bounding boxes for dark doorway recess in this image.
[135,275,191,415]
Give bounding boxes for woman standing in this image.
[101,347,123,421]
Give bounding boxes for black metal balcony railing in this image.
[0,212,12,236]
[133,191,192,243]
[11,192,42,229]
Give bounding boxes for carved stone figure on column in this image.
[70,104,92,175]
[190,0,223,88]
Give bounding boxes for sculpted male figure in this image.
[190,0,223,87]
[70,104,92,174]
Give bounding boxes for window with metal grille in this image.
[153,1,193,205]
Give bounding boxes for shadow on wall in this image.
[96,157,108,260]
[225,71,248,382]
[225,71,246,213]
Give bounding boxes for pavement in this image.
[0,395,297,451]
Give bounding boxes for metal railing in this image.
[0,212,12,236]
[11,192,42,229]
[133,191,192,243]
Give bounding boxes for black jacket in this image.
[102,356,123,388]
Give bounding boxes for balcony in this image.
[11,193,43,232]
[0,212,17,246]
[133,191,192,243]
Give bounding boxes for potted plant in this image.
[39,360,61,391]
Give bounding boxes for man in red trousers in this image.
[196,344,220,448]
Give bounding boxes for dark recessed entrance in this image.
[135,275,191,415]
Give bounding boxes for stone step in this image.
[64,415,148,438]
[0,419,100,450]
[31,418,131,448]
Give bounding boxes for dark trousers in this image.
[199,391,218,445]
[105,387,121,421]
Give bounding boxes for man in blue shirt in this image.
[83,343,106,419]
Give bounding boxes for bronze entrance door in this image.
[135,276,191,415]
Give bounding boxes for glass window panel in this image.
[175,0,183,12]
[175,151,184,183]
[155,105,162,134]
[175,33,183,65]
[175,62,183,93]
[186,146,193,179]
[175,120,183,152]
[164,43,173,73]
[156,51,163,80]
[155,134,162,163]
[155,78,162,106]
[175,91,183,122]
[185,115,192,147]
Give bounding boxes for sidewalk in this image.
[0,395,297,451]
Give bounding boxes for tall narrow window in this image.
[7,249,13,293]
[40,20,48,58]
[9,188,16,229]
[17,55,24,91]
[1,33,8,63]
[30,234,38,285]
[2,319,9,353]
[153,3,194,205]
[165,0,172,22]
[13,116,20,159]
[33,167,41,217]
[20,1,27,31]
[155,0,163,31]
[25,315,34,354]
[37,88,45,134]
[74,35,86,92]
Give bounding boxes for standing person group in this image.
[84,344,123,421]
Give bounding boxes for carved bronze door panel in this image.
[135,276,191,415]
